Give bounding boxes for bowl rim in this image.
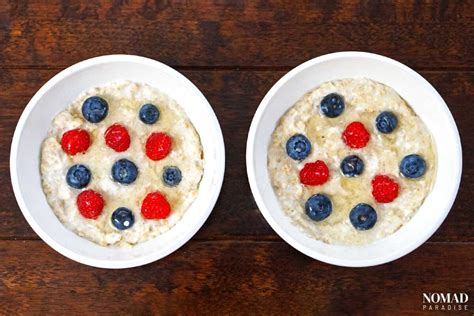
[10,54,226,268]
[246,51,462,267]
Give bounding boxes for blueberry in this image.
[66,164,91,189]
[111,159,138,184]
[320,93,345,118]
[82,96,109,123]
[340,155,364,177]
[349,203,377,230]
[305,194,332,221]
[286,134,311,160]
[376,111,398,134]
[163,166,182,187]
[111,207,135,230]
[400,154,426,179]
[139,103,160,125]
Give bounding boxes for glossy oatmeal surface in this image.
[41,81,204,247]
[268,78,436,245]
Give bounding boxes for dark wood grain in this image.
[0,1,473,68]
[0,68,473,242]
[0,240,473,314]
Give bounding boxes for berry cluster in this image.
[286,93,427,230]
[61,96,183,230]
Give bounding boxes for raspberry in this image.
[372,175,400,203]
[145,132,172,161]
[141,192,171,219]
[104,123,130,152]
[61,128,91,155]
[342,121,370,149]
[77,190,105,219]
[299,160,330,186]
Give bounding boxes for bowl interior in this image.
[247,52,461,267]
[11,56,225,268]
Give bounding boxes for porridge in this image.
[40,81,204,247]
[268,78,436,245]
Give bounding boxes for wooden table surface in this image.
[1,1,473,314]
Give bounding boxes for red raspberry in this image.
[372,175,400,203]
[342,121,370,149]
[61,128,91,155]
[145,132,172,161]
[141,192,171,219]
[76,190,105,219]
[104,123,130,152]
[299,160,330,186]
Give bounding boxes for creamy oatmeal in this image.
[40,81,204,247]
[268,78,436,245]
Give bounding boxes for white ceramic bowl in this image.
[247,52,462,267]
[11,55,225,269]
